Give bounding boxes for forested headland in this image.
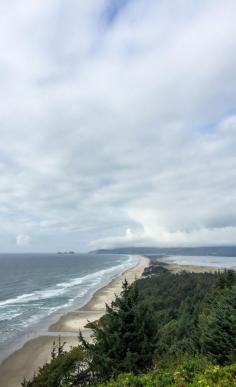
[22,261,236,386]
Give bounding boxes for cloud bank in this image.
[0,0,236,251]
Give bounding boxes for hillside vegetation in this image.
[22,264,236,386]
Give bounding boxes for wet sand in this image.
[0,256,149,387]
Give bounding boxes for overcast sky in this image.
[1,0,236,252]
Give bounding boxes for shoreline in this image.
[49,255,148,333]
[0,255,150,387]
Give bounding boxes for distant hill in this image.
[90,245,236,257]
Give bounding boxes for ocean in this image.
[0,253,139,363]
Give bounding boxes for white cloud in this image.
[0,1,236,251]
[16,234,31,246]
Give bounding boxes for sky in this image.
[1,0,236,252]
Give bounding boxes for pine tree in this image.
[80,279,157,382]
[198,283,236,364]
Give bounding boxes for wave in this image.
[0,311,23,321]
[0,255,137,309]
[0,288,66,307]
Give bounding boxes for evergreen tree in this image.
[199,282,236,364]
[80,279,157,382]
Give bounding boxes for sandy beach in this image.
[167,263,223,273]
[0,256,149,387]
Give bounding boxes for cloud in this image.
[16,234,31,246]
[0,1,236,251]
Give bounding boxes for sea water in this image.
[0,253,139,362]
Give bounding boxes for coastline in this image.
[0,256,150,387]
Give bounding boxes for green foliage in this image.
[21,268,236,386]
[191,363,236,386]
[136,270,221,361]
[99,358,236,387]
[21,345,88,387]
[142,263,168,277]
[198,272,236,364]
[80,279,157,382]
